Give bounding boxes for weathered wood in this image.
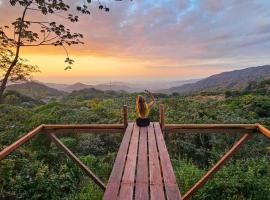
[148,123,165,200]
[47,133,106,190]
[159,104,165,132]
[182,133,252,200]
[166,124,257,129]
[123,105,128,129]
[154,122,181,200]
[135,126,149,200]
[103,123,134,200]
[0,125,44,161]
[166,128,254,134]
[44,129,123,134]
[257,123,270,139]
[119,124,140,199]
[165,124,256,134]
[43,124,124,130]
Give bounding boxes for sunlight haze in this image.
[1,0,270,83]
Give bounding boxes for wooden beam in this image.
[165,124,256,134]
[165,128,254,134]
[257,123,270,139]
[165,124,257,129]
[43,124,124,130]
[0,125,44,161]
[44,129,123,134]
[182,133,252,200]
[159,104,165,132]
[123,105,128,129]
[47,133,106,191]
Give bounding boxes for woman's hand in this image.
[144,89,150,94]
[145,90,156,102]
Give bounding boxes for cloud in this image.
[1,0,270,79]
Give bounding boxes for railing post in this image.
[159,104,165,133]
[123,105,128,129]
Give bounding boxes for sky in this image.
[1,0,270,84]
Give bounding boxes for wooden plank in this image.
[44,129,123,134]
[118,124,140,199]
[257,123,270,139]
[0,125,44,161]
[135,126,149,200]
[47,133,106,190]
[165,124,257,129]
[148,123,165,200]
[183,133,252,200]
[43,124,124,130]
[154,122,181,200]
[165,128,254,134]
[103,123,134,200]
[165,124,256,134]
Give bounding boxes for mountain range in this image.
[160,65,270,94]
[6,82,66,100]
[6,65,270,99]
[44,79,199,93]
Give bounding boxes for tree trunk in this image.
[0,4,29,103]
[0,61,17,103]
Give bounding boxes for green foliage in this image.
[3,90,44,107]
[0,88,270,199]
[173,158,270,200]
[0,150,82,200]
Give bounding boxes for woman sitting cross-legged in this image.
[136,90,156,127]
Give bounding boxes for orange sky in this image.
[1,0,270,84]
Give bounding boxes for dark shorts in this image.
[136,118,150,127]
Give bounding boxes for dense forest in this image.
[0,80,270,200]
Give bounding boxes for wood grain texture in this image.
[103,123,134,200]
[154,122,181,200]
[148,123,165,200]
[135,126,149,200]
[118,124,140,199]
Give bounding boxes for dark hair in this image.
[136,95,146,114]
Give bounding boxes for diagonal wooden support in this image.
[182,133,252,200]
[0,125,44,161]
[47,133,106,191]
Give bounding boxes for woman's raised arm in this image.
[145,90,156,108]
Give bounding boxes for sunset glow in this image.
[1,0,270,83]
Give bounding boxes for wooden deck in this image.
[103,122,181,200]
[1,104,269,199]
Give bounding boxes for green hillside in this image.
[6,82,66,100]
[0,79,270,200]
[161,65,270,94]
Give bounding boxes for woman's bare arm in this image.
[145,90,156,108]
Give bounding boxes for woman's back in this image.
[136,92,156,127]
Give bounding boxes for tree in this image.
[0,0,118,103]
[0,42,40,83]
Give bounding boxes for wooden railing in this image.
[0,104,269,199]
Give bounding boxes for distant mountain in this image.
[44,79,199,93]
[160,65,270,94]
[6,82,66,100]
[64,88,125,101]
[52,82,140,93]
[63,82,93,92]
[45,83,70,91]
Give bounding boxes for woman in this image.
[136,90,156,127]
